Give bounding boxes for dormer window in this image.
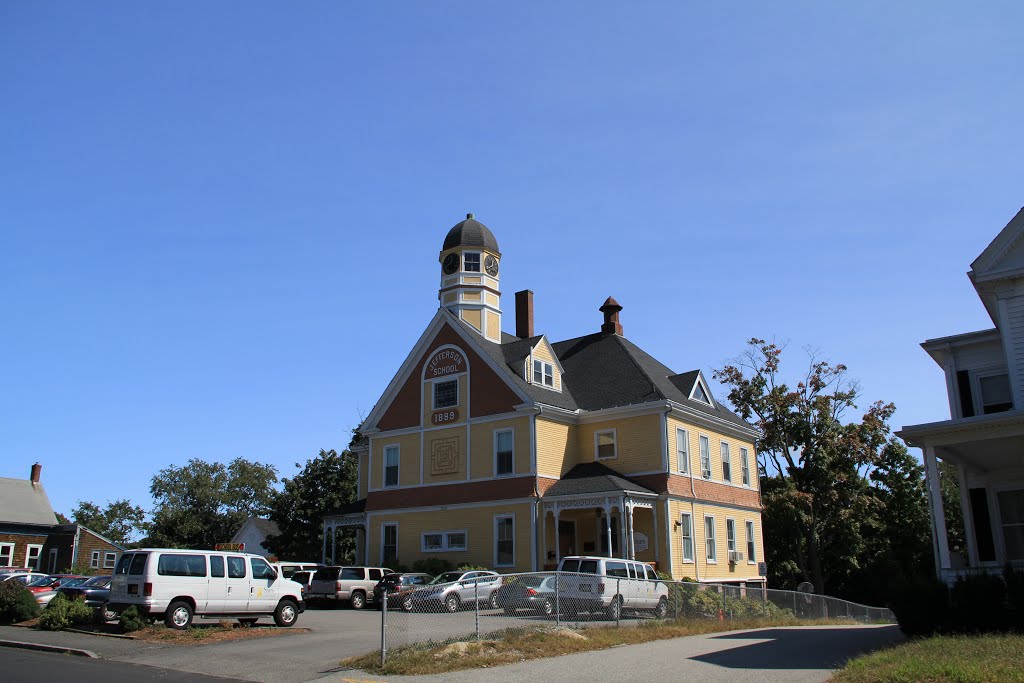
[463,252,481,272]
[691,382,711,405]
[533,360,554,387]
[980,373,1012,414]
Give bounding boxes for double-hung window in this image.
[104,552,117,569]
[746,521,756,562]
[90,550,101,569]
[433,379,458,409]
[721,442,732,482]
[423,530,467,552]
[383,445,400,488]
[595,429,617,460]
[25,544,42,570]
[495,516,514,567]
[740,447,751,486]
[533,359,554,387]
[382,524,398,566]
[998,490,1024,560]
[980,373,1013,414]
[0,543,13,567]
[494,429,514,476]
[705,516,717,562]
[726,519,737,555]
[699,436,711,479]
[680,513,694,562]
[676,428,689,474]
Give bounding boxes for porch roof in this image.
[898,410,1024,471]
[543,462,656,498]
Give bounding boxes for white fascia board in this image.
[668,401,760,441]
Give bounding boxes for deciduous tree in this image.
[71,499,147,546]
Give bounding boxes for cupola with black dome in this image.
[438,213,503,342]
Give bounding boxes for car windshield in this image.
[517,576,545,588]
[430,572,464,585]
[27,576,55,587]
[82,576,111,587]
[62,578,88,588]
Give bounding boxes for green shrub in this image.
[950,574,1008,633]
[456,563,490,572]
[0,580,40,624]
[118,605,148,633]
[412,558,454,576]
[889,577,949,637]
[38,593,93,631]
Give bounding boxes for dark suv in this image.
[309,566,392,609]
[372,572,433,611]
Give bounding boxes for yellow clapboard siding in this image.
[371,433,421,489]
[667,499,764,582]
[536,418,577,478]
[531,339,562,390]
[469,417,531,478]
[667,416,757,490]
[578,413,662,474]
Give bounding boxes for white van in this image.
[108,549,306,629]
[556,556,668,620]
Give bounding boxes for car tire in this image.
[350,592,366,610]
[238,618,259,626]
[444,594,460,613]
[274,600,299,627]
[605,597,622,621]
[165,601,193,630]
[103,606,117,622]
[538,599,554,617]
[654,597,668,619]
[402,596,414,612]
[488,592,499,610]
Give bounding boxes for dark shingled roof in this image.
[443,214,500,253]
[543,462,656,497]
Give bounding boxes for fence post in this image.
[793,590,797,618]
[380,587,387,665]
[555,572,561,628]
[616,577,621,627]
[475,579,480,641]
[722,585,728,620]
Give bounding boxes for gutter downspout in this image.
[72,525,82,569]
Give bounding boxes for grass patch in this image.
[831,634,1024,683]
[343,617,851,675]
[133,620,308,645]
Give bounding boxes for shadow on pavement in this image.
[690,626,903,670]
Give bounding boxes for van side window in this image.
[115,554,133,575]
[579,560,599,575]
[210,556,225,578]
[128,553,148,576]
[560,559,580,573]
[645,565,658,581]
[626,564,637,579]
[227,556,246,579]
[158,554,207,577]
[369,569,383,581]
[251,558,275,579]
[606,561,628,578]
[340,568,363,580]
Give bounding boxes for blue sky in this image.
[2,2,1022,521]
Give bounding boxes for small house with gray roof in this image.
[323,215,764,585]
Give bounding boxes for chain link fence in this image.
[376,571,896,662]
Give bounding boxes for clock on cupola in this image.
[437,213,502,343]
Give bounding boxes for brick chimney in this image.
[30,462,42,484]
[600,297,623,336]
[516,290,535,338]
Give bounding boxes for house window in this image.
[595,430,617,460]
[463,252,481,272]
[692,381,711,405]
[495,515,515,567]
[48,549,58,573]
[383,445,400,488]
[382,524,398,566]
[533,359,554,387]
[726,519,737,555]
[0,543,13,567]
[421,530,467,552]
[740,447,751,486]
[980,374,1013,414]
[998,489,1024,561]
[705,516,717,562]
[721,442,732,482]
[25,544,42,570]
[90,550,101,569]
[494,429,514,476]
[104,552,117,569]
[746,521,756,562]
[676,428,689,474]
[680,513,694,562]
[433,379,459,409]
[699,436,711,479]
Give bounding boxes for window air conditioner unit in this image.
[729,551,744,564]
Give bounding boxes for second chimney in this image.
[515,290,535,338]
[30,462,42,484]
[600,296,623,336]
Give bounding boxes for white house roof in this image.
[0,477,59,526]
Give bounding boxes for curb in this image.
[0,638,99,658]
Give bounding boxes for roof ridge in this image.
[611,335,665,401]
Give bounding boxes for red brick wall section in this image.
[0,533,49,569]
[367,475,536,510]
[632,473,762,510]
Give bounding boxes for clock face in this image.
[442,253,460,275]
[484,255,499,276]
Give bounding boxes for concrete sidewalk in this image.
[322,625,904,683]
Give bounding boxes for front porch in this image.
[322,499,367,565]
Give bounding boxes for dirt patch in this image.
[14,617,307,645]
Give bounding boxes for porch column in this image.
[619,498,628,558]
[541,508,547,567]
[652,504,659,567]
[957,464,979,567]
[322,521,328,565]
[554,508,561,562]
[627,501,636,560]
[332,527,338,565]
[356,528,365,564]
[604,505,613,557]
[924,445,952,573]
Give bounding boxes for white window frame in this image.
[25,544,43,569]
[0,542,13,567]
[90,550,101,569]
[383,444,400,488]
[595,429,617,461]
[676,428,689,474]
[463,251,482,272]
[532,359,554,387]
[432,377,459,410]
[975,370,1013,415]
[705,515,717,563]
[746,521,756,563]
[721,441,732,483]
[48,548,58,573]
[680,513,694,563]
[740,447,751,486]
[104,552,117,569]
[494,429,515,477]
[699,435,711,479]
[421,530,468,553]
[381,523,399,566]
[726,518,737,554]
[494,515,515,567]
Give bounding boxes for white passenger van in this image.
[108,548,306,629]
[556,556,668,620]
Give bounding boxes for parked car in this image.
[37,577,90,607]
[372,572,433,611]
[273,562,322,579]
[409,570,502,613]
[495,574,557,616]
[26,574,87,594]
[556,556,668,620]
[1,572,48,586]
[107,549,305,629]
[309,566,392,609]
[60,575,115,621]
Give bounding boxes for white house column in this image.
[619,498,628,558]
[553,508,561,562]
[924,445,952,573]
[627,501,636,560]
[604,505,613,557]
[541,509,548,567]
[957,463,979,567]
[652,504,659,565]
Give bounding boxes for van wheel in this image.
[350,591,366,610]
[605,596,622,621]
[165,601,193,630]
[444,594,460,613]
[654,597,668,619]
[275,600,299,627]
